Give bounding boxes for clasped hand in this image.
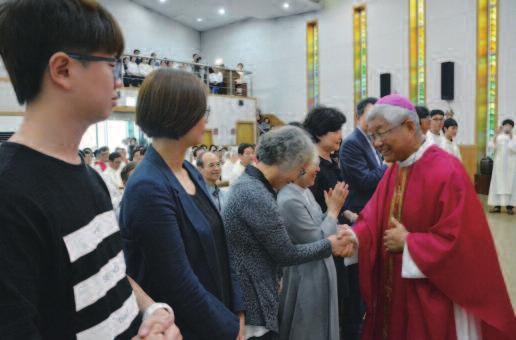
[328,224,356,257]
[383,217,408,253]
[133,309,182,340]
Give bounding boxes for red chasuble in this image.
[354,145,516,340]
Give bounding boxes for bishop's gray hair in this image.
[366,104,421,133]
[256,126,315,172]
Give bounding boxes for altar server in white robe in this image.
[488,119,516,215]
[426,109,445,147]
[442,118,462,160]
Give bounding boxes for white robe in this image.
[138,63,154,77]
[488,134,516,206]
[226,162,246,185]
[98,167,124,217]
[426,130,445,148]
[442,138,462,160]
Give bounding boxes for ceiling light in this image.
[282,2,290,9]
[218,8,226,15]
[196,18,203,22]
[159,0,166,3]
[215,58,224,65]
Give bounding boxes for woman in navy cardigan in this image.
[119,69,245,340]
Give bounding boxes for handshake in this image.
[327,224,357,257]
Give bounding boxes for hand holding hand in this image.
[383,217,408,253]
[133,308,182,340]
[329,226,356,257]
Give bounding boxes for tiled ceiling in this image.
[130,0,323,31]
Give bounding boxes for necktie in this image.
[212,186,221,211]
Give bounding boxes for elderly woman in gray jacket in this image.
[277,154,348,340]
[223,126,353,340]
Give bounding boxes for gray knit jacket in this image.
[222,171,332,333]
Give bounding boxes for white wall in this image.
[100,0,200,62]
[426,0,477,144]
[201,16,311,126]
[367,0,409,100]
[0,116,22,132]
[200,0,410,137]
[206,96,257,145]
[498,0,516,125]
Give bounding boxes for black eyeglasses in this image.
[367,121,407,142]
[67,53,122,82]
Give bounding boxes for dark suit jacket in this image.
[119,145,243,340]
[339,128,387,213]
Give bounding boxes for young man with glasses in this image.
[426,109,446,146]
[0,1,180,339]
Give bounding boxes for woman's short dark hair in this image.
[502,119,514,127]
[303,106,347,142]
[121,162,137,185]
[0,0,124,105]
[136,69,208,139]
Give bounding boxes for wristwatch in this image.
[143,302,174,321]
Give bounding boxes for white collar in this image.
[398,137,433,168]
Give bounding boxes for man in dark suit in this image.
[340,97,387,215]
[337,97,387,340]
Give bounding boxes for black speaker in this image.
[441,61,454,100]
[380,73,391,97]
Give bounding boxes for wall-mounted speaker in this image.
[380,73,391,97]
[441,61,454,100]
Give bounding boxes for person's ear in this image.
[47,52,74,91]
[405,119,417,133]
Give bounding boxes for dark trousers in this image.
[339,263,364,340]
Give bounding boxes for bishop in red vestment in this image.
[344,95,516,340]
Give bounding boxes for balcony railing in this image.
[121,55,253,97]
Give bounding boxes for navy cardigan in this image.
[119,145,243,340]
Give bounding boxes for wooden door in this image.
[201,129,213,146]
[236,121,255,145]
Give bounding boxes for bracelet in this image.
[143,302,173,321]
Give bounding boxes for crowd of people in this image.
[122,49,248,96]
[0,1,515,340]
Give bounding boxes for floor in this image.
[480,195,516,313]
